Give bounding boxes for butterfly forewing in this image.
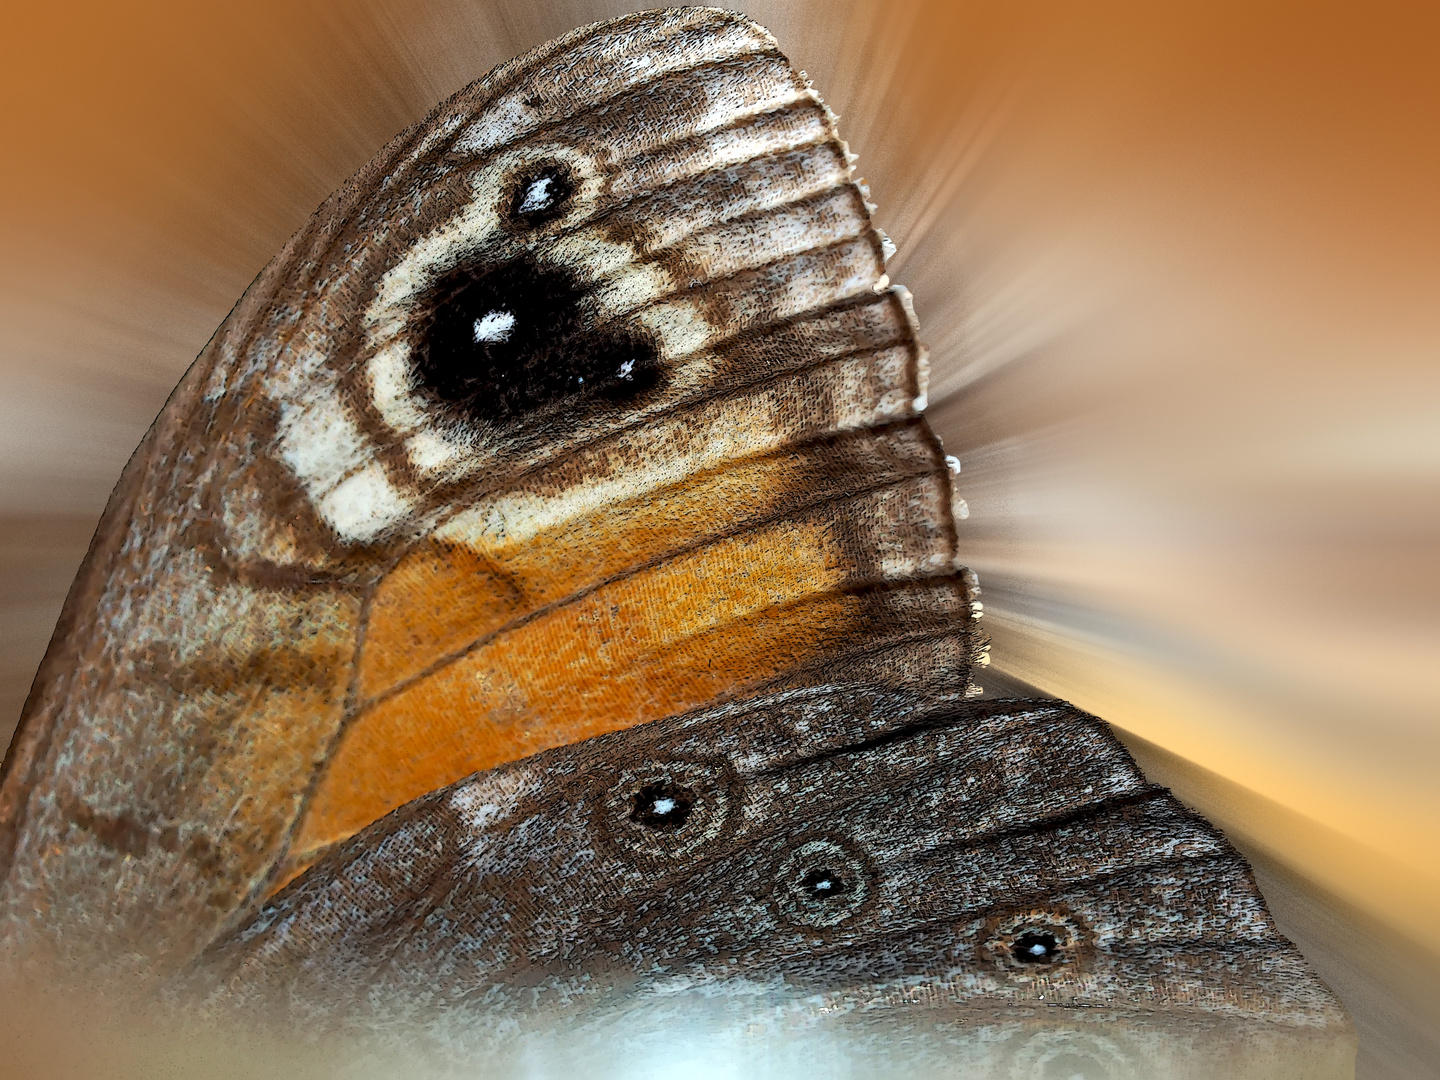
[0,8,974,974]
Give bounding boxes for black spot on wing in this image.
[772,837,873,928]
[629,780,695,831]
[983,907,1090,971]
[507,163,577,228]
[600,759,736,860]
[413,254,664,424]
[1011,930,1061,964]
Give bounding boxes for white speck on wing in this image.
[517,176,554,214]
[473,310,515,343]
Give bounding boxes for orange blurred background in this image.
[1,2,1436,1075]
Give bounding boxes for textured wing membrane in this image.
[0,7,975,974]
[190,692,1349,1070]
[295,483,962,861]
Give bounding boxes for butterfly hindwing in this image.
[188,689,1348,1070]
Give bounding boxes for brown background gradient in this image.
[2,2,1436,1075]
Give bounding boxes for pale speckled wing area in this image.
[0,8,975,976]
[187,690,1352,1075]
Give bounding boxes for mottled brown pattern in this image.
[0,7,976,977]
[187,689,1348,1068]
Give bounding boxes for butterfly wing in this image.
[0,9,976,974]
[189,690,1351,1075]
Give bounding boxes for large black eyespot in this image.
[773,838,873,929]
[507,163,576,228]
[412,254,664,425]
[601,761,734,859]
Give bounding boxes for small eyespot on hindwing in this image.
[772,837,874,929]
[600,760,735,859]
[982,907,1091,972]
[628,780,694,831]
[1011,930,1062,965]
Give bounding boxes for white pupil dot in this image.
[650,797,676,816]
[617,359,635,379]
[1028,943,1048,956]
[518,176,554,214]
[473,310,515,343]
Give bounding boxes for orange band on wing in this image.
[289,519,849,860]
[356,450,811,701]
